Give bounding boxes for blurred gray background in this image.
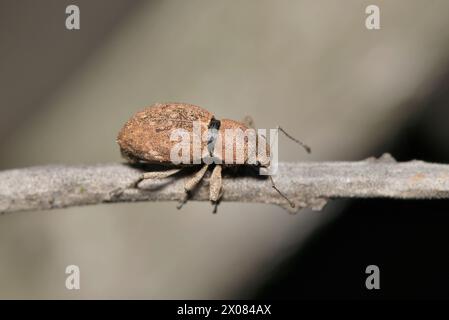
[1,0,449,299]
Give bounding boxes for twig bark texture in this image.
[1,154,449,214]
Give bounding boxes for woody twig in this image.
[1,154,449,214]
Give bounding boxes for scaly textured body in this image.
[117,103,213,165]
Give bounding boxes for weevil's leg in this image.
[241,115,255,129]
[177,164,209,209]
[210,164,223,202]
[210,165,223,213]
[142,168,182,179]
[277,126,311,153]
[185,164,209,192]
[134,168,182,188]
[212,189,224,214]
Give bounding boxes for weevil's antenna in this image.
[269,175,295,208]
[277,126,311,154]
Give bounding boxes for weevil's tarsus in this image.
[212,188,224,214]
[269,175,295,208]
[277,126,311,154]
[177,192,189,210]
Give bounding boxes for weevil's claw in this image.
[177,193,189,209]
[177,199,187,209]
[212,201,219,214]
[176,201,184,210]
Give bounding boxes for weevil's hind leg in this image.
[209,165,223,213]
[134,168,182,188]
[142,168,182,179]
[177,164,209,209]
[241,115,255,129]
[277,126,311,153]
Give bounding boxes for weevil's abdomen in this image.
[117,103,213,165]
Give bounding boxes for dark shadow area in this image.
[255,198,449,299]
[254,64,449,300]
[129,161,268,180]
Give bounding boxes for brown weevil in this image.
[117,102,310,211]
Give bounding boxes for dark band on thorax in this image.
[207,117,221,157]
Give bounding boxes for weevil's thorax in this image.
[214,119,270,166]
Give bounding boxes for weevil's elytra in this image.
[117,102,310,211]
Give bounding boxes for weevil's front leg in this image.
[142,168,181,179]
[210,165,223,213]
[210,165,222,202]
[177,164,209,209]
